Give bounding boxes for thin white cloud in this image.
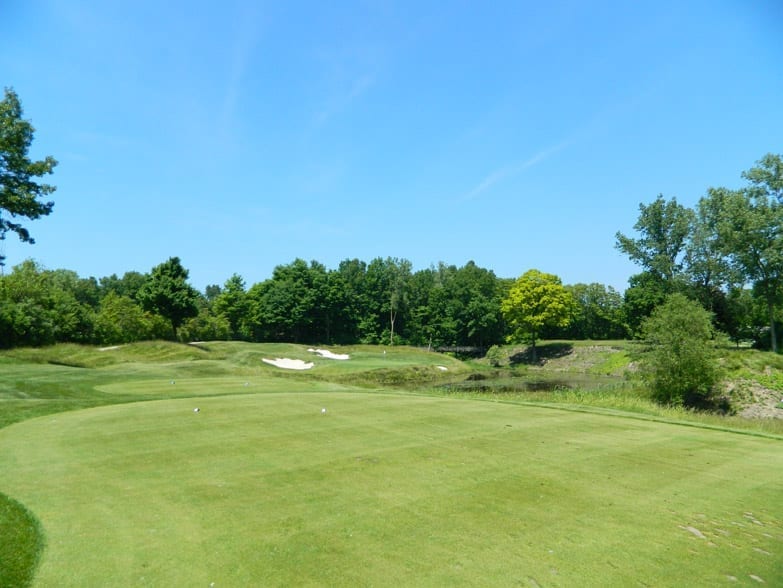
[461,140,571,202]
[218,7,265,137]
[315,73,375,126]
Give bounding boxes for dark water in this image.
[439,373,624,394]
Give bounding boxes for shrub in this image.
[485,345,504,367]
[640,293,723,407]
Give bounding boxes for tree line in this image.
[0,88,780,352]
[0,255,628,349]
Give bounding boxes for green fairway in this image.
[1,387,781,586]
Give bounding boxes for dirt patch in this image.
[729,380,783,419]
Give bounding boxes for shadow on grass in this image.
[0,492,43,588]
[509,342,574,366]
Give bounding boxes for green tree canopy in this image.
[702,155,783,352]
[615,195,694,283]
[742,153,782,203]
[0,88,57,266]
[640,293,722,407]
[212,274,250,340]
[137,257,200,339]
[500,269,574,360]
[562,283,627,340]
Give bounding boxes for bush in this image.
[485,345,504,367]
[640,293,723,407]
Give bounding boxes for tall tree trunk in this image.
[389,307,396,346]
[769,300,778,353]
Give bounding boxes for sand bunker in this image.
[262,358,314,370]
[436,365,448,371]
[98,346,121,351]
[308,348,350,360]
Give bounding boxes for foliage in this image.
[553,282,627,339]
[485,344,504,367]
[94,292,167,344]
[0,260,94,347]
[406,261,503,348]
[246,259,328,343]
[179,308,230,342]
[742,152,783,203]
[212,274,251,340]
[137,257,200,339]
[501,269,574,359]
[98,271,148,301]
[0,88,57,266]
[615,195,694,282]
[703,158,783,352]
[639,293,723,407]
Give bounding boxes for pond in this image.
[437,372,626,394]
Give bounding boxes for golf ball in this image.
[194,408,200,413]
[321,408,327,414]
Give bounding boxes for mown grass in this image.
[2,391,781,586]
[1,340,782,586]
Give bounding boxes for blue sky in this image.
[2,1,781,292]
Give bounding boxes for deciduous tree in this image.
[615,195,694,283]
[500,269,574,361]
[703,156,783,352]
[0,88,57,266]
[212,274,250,340]
[137,257,200,340]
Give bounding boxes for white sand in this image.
[262,358,314,370]
[98,346,121,351]
[436,365,448,371]
[308,348,350,360]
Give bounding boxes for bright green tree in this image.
[500,269,575,361]
[0,88,57,266]
[0,260,93,346]
[640,293,722,407]
[137,257,200,340]
[94,292,160,344]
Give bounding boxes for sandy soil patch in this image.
[308,348,350,360]
[262,358,314,370]
[729,380,783,419]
